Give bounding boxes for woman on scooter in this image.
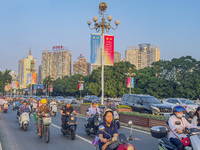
[191,106,200,126]
[98,108,118,150]
[168,106,200,150]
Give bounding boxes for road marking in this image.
[51,123,92,144]
[76,116,151,135]
[0,141,2,150]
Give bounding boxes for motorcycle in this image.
[113,108,120,129]
[85,112,102,135]
[51,104,57,116]
[19,110,30,131]
[61,113,77,140]
[151,121,200,150]
[37,113,52,143]
[3,103,8,113]
[13,102,16,110]
[95,121,137,150]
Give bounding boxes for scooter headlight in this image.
[98,117,101,121]
[71,117,75,121]
[127,145,135,150]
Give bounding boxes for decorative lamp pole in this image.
[87,2,120,105]
[125,68,136,94]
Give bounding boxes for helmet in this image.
[23,100,27,103]
[173,106,186,114]
[41,99,47,104]
[92,100,97,104]
[107,99,110,102]
[3,97,5,100]
[103,108,113,121]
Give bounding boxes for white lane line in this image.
[51,123,92,144]
[76,116,151,135]
[0,141,2,150]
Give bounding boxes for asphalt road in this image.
[0,107,159,150]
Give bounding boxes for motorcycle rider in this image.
[19,100,30,120]
[191,106,200,126]
[60,100,78,130]
[50,100,57,110]
[17,100,24,117]
[168,106,200,150]
[0,97,6,117]
[37,99,54,136]
[98,108,118,150]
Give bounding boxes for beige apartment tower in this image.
[73,54,91,76]
[125,43,160,70]
[42,48,72,81]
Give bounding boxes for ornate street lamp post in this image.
[87,2,120,105]
[125,68,136,94]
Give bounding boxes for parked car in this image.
[32,96,41,101]
[66,96,77,104]
[83,95,101,103]
[121,94,172,116]
[55,96,66,103]
[163,98,198,117]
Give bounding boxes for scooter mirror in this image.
[175,121,181,125]
[128,121,133,126]
[99,125,105,132]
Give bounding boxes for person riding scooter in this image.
[50,100,57,110]
[19,100,30,117]
[37,99,54,136]
[191,106,200,126]
[0,98,5,117]
[86,101,100,129]
[98,108,118,150]
[17,100,24,118]
[60,100,78,130]
[168,106,200,150]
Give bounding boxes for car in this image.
[121,94,172,116]
[41,96,53,100]
[55,96,66,103]
[32,96,41,101]
[66,96,77,104]
[83,95,101,103]
[163,98,199,118]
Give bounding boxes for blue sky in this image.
[0,0,200,73]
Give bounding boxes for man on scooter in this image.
[19,100,30,120]
[17,100,24,117]
[98,108,118,150]
[37,99,54,136]
[50,100,57,110]
[86,101,100,129]
[168,106,200,150]
[60,100,78,130]
[0,97,5,117]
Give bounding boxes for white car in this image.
[65,96,77,104]
[163,98,198,117]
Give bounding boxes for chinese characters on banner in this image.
[127,77,134,88]
[5,85,10,91]
[27,73,37,84]
[49,88,53,92]
[11,81,18,89]
[104,35,114,66]
[79,84,84,91]
[90,33,101,65]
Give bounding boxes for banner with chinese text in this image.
[127,77,134,88]
[79,83,84,91]
[91,33,101,65]
[104,35,114,66]
[32,73,37,84]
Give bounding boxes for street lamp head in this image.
[115,20,120,25]
[107,15,113,21]
[87,20,92,25]
[93,16,98,22]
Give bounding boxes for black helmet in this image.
[107,99,110,102]
[92,100,97,104]
[173,106,186,114]
[23,100,27,103]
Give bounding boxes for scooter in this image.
[151,122,200,150]
[13,102,16,110]
[95,121,137,150]
[3,103,8,113]
[19,110,30,131]
[85,112,102,135]
[51,105,57,116]
[61,113,77,140]
[113,108,120,129]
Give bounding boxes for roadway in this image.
[0,106,159,150]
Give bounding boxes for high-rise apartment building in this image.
[125,43,160,70]
[37,65,42,84]
[114,51,121,63]
[41,47,72,81]
[73,54,91,76]
[18,49,37,89]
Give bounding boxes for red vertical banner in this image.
[32,73,37,84]
[104,35,114,66]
